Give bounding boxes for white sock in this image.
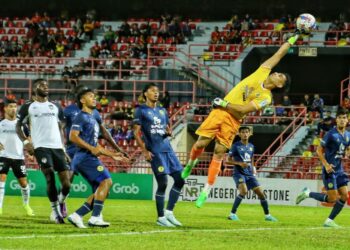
[325,218,333,223]
[21,185,30,205]
[265,214,271,218]
[58,192,68,204]
[0,182,5,208]
[203,183,212,193]
[165,210,173,215]
[50,201,61,217]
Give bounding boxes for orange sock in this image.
[190,147,204,161]
[207,158,222,185]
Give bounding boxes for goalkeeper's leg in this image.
[182,136,211,179]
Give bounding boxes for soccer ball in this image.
[296,13,316,32]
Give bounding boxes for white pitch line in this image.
[1,226,348,240]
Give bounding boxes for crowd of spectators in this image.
[210,14,302,46]
[0,11,100,58]
[325,19,349,43]
[90,14,193,60]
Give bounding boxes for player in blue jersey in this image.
[296,108,350,227]
[62,85,128,218]
[133,83,185,227]
[227,126,277,222]
[67,87,129,228]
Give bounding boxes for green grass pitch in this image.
[0,196,350,250]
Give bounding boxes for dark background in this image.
[0,0,349,21]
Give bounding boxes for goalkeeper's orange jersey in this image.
[224,66,272,110]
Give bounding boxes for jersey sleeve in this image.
[228,144,238,157]
[251,92,272,110]
[133,107,142,125]
[16,102,31,124]
[71,114,85,132]
[320,131,331,147]
[63,106,71,121]
[93,110,102,124]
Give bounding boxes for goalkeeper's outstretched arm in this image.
[261,33,300,69]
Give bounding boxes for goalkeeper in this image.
[183,31,301,208]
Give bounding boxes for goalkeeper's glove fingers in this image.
[212,97,229,108]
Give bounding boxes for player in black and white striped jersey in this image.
[0,98,34,216]
[16,79,71,224]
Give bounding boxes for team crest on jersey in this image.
[97,165,104,172]
[48,104,54,110]
[239,178,244,183]
[41,158,47,164]
[256,93,260,98]
[328,183,334,189]
[159,110,165,116]
[158,166,164,172]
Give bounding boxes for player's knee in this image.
[327,195,337,203]
[240,191,247,196]
[340,192,349,202]
[194,140,206,149]
[105,178,113,188]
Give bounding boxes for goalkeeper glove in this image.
[212,97,229,108]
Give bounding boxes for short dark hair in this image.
[76,86,93,109]
[142,83,158,98]
[239,126,251,132]
[33,78,46,90]
[336,108,349,117]
[3,98,17,106]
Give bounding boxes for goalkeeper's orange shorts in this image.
[195,109,240,149]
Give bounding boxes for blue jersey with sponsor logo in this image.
[321,128,350,174]
[229,141,255,176]
[71,111,102,155]
[133,104,172,153]
[64,104,101,145]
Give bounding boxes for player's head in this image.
[268,72,291,92]
[143,83,159,103]
[33,78,49,97]
[77,86,95,109]
[3,98,17,118]
[335,108,349,129]
[238,126,251,141]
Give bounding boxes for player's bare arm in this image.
[316,145,334,173]
[100,124,129,158]
[15,121,34,155]
[70,130,103,156]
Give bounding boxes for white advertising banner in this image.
[153,176,319,207]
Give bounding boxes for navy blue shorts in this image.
[322,172,349,190]
[233,174,260,190]
[150,151,183,176]
[71,155,111,192]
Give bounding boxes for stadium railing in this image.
[340,76,350,103]
[0,77,196,102]
[23,152,349,180]
[254,106,307,167]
